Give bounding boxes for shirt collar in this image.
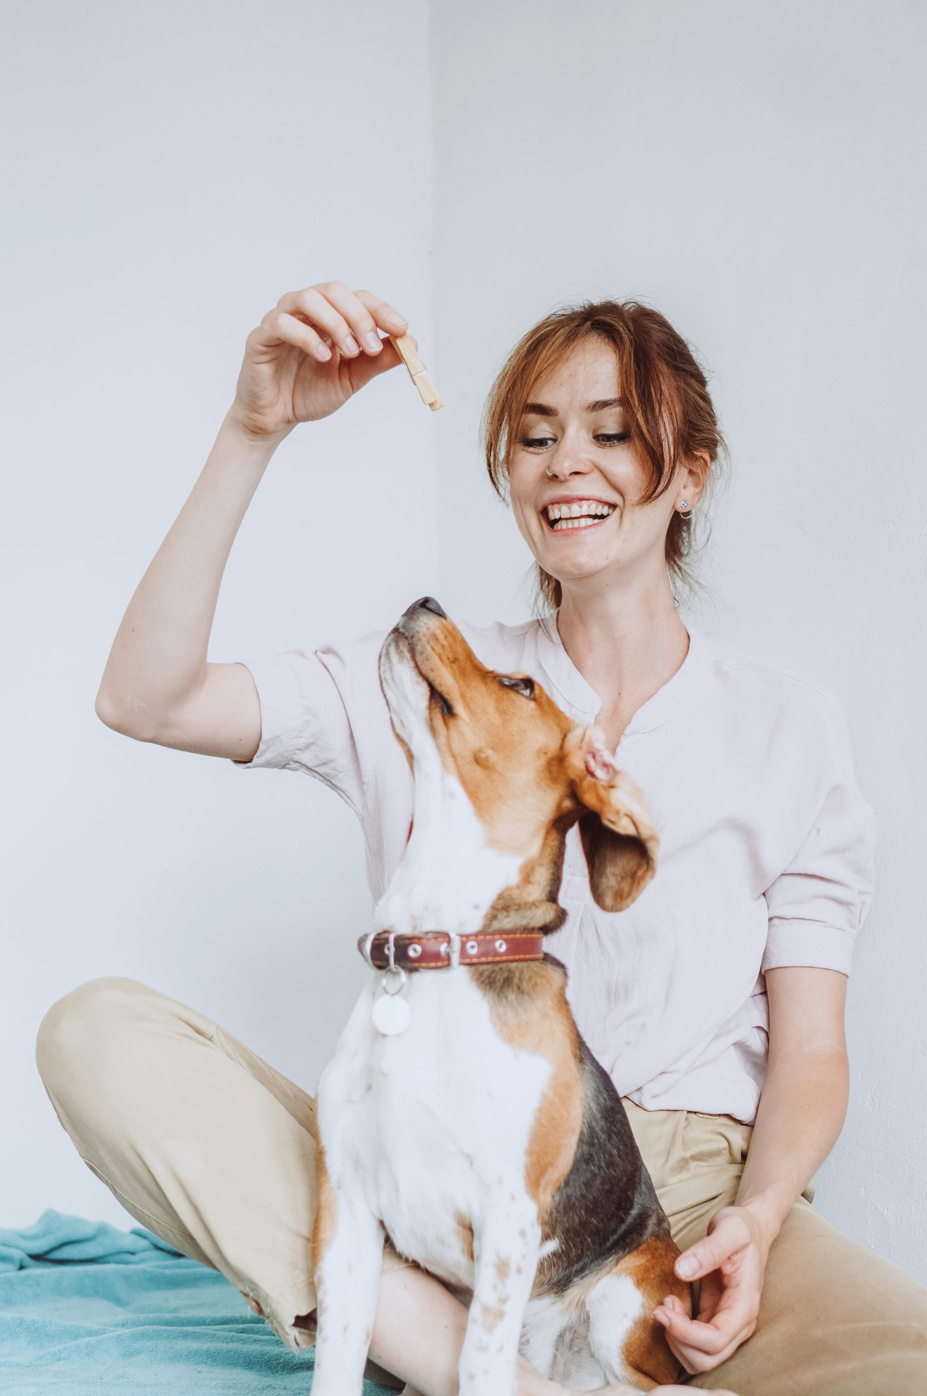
[536,615,712,734]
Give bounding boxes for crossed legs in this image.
[34,979,621,1395]
[37,978,927,1395]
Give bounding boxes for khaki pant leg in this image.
[623,1101,927,1394]
[624,1100,755,1253]
[35,977,408,1354]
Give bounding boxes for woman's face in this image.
[507,338,702,598]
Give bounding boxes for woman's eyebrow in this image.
[522,397,627,417]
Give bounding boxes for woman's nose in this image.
[544,445,591,479]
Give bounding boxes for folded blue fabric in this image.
[0,1211,397,1394]
[0,1209,182,1271]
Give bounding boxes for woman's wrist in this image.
[221,405,294,459]
[732,1189,791,1252]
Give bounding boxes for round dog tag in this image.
[372,993,411,1036]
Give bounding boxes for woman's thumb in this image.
[675,1222,739,1280]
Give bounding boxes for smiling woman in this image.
[483,302,725,612]
[35,280,927,1396]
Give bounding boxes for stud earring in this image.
[678,499,693,518]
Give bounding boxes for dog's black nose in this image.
[404,596,447,619]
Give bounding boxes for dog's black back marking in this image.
[536,1035,670,1296]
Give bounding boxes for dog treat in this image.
[389,333,444,411]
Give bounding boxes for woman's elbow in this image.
[94,684,162,743]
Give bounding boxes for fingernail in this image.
[653,1310,669,1327]
[342,334,360,355]
[387,313,406,329]
[677,1257,697,1278]
[364,331,382,353]
[316,343,332,361]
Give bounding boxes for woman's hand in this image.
[652,1205,770,1376]
[229,281,411,440]
[97,279,415,756]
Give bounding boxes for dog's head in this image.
[377,598,657,934]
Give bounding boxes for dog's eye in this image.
[496,674,536,700]
[429,684,454,717]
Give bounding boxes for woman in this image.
[37,283,927,1395]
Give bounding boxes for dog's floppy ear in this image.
[570,735,659,913]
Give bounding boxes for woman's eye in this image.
[520,434,556,450]
[595,431,631,445]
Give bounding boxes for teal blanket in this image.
[0,1210,396,1394]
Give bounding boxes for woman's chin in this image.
[535,541,614,582]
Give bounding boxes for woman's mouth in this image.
[543,500,616,531]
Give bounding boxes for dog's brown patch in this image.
[456,1211,475,1262]
[473,961,583,1215]
[613,1235,690,1389]
[480,1302,506,1334]
[481,814,575,933]
[311,1144,337,1273]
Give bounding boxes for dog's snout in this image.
[404,596,447,619]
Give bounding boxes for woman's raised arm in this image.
[95,282,409,762]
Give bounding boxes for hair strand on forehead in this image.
[480,300,726,612]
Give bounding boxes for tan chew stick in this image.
[389,333,444,411]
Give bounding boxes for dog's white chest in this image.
[317,971,552,1287]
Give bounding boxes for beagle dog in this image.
[311,598,690,1396]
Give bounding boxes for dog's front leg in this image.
[459,1198,541,1396]
[311,1164,385,1396]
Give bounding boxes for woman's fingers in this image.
[675,1212,751,1281]
[654,1285,758,1374]
[275,282,409,360]
[232,282,415,436]
[276,284,365,358]
[249,309,333,362]
[656,1299,751,1352]
[658,1205,766,1373]
[319,280,392,353]
[339,334,404,393]
[355,287,409,337]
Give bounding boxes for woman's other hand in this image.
[229,281,410,440]
[652,1205,769,1375]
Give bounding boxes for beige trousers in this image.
[36,978,927,1394]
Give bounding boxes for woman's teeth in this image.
[545,501,616,530]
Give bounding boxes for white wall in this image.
[431,0,927,1281]
[1,0,436,1227]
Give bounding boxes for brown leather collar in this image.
[359,929,545,972]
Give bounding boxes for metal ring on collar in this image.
[382,965,407,996]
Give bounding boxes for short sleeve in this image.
[761,694,875,975]
[233,630,389,817]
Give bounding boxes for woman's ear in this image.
[676,450,711,511]
[571,738,659,913]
